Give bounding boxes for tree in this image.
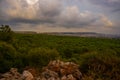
[0,42,17,72]
[0,25,13,42]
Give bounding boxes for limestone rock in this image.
[41,60,82,80]
[22,70,34,80]
[67,74,76,80]
[61,75,67,80]
[0,68,22,80]
[41,69,59,80]
[0,68,34,80]
[0,60,82,80]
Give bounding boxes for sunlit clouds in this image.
[0,0,119,34]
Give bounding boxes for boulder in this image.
[0,68,22,80]
[0,68,34,80]
[0,60,82,80]
[41,69,59,80]
[41,60,82,80]
[67,74,76,80]
[22,70,34,80]
[61,75,67,80]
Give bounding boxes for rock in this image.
[36,77,41,80]
[24,67,39,77]
[73,70,82,80]
[41,69,59,79]
[47,60,61,72]
[0,68,22,80]
[0,60,82,80]
[41,77,47,80]
[0,74,2,79]
[61,75,67,80]
[47,77,55,80]
[41,60,82,80]
[10,68,21,79]
[10,68,18,74]
[22,70,34,80]
[60,69,66,76]
[67,74,76,80]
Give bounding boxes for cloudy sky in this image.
[0,0,120,34]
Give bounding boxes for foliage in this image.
[0,30,120,79]
[0,42,16,72]
[79,52,120,80]
[27,48,59,68]
[0,25,13,42]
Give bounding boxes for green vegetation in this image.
[0,25,13,42]
[0,26,120,79]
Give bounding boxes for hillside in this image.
[0,33,120,80]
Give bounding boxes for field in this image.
[0,33,120,79]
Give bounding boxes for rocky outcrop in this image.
[0,60,82,80]
[0,68,22,80]
[22,70,34,80]
[41,60,82,80]
[0,68,34,80]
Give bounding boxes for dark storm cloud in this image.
[9,18,55,24]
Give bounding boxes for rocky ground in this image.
[0,60,82,80]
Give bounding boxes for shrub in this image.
[79,52,120,80]
[0,25,14,42]
[27,47,60,68]
[0,42,16,72]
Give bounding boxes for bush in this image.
[79,52,120,80]
[27,47,60,68]
[0,42,16,72]
[0,25,13,42]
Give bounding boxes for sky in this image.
[0,0,120,34]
